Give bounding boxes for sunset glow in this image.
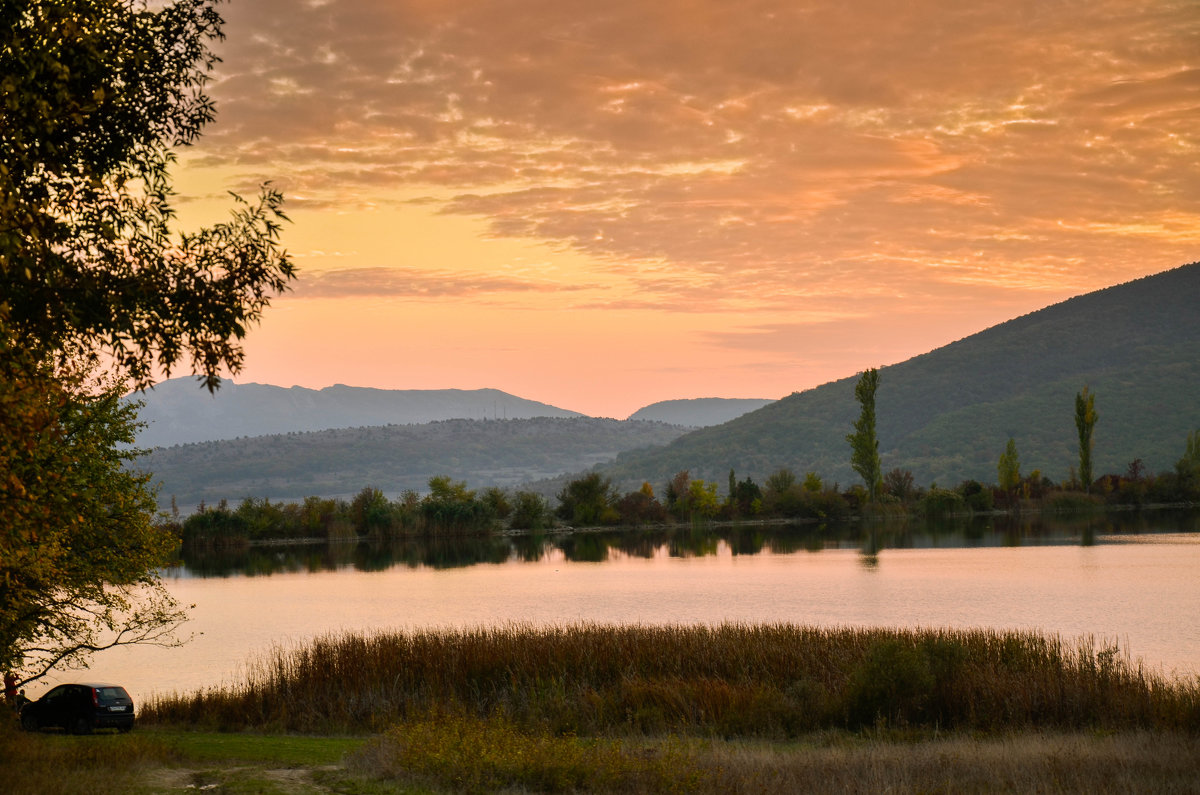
[173,0,1200,417]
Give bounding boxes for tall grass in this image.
[143,624,1200,736]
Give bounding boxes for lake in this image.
[47,511,1200,703]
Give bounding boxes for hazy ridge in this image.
[627,397,775,426]
[129,381,584,448]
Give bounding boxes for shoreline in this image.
[226,499,1200,548]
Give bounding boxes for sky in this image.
[171,0,1200,418]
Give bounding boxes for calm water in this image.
[49,512,1200,702]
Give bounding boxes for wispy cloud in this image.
[194,0,1199,306]
[292,266,600,299]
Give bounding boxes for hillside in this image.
[627,397,775,426]
[140,417,688,510]
[599,263,1200,491]
[128,380,583,447]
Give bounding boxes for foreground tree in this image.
[1075,387,1098,490]
[1,1,294,686]
[846,368,882,502]
[0,340,185,684]
[1,0,293,388]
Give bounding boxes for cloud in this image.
[290,266,600,299]
[190,0,1200,301]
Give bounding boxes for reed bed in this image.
[142,623,1200,736]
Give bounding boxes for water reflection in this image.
[171,509,1200,579]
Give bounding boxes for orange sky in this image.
[171,0,1200,418]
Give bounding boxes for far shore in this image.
[224,498,1200,548]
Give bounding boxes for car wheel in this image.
[70,715,92,735]
[118,724,132,734]
[20,711,39,732]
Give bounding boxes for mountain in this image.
[128,380,583,448]
[599,263,1200,491]
[141,417,689,510]
[627,398,775,426]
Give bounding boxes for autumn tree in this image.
[846,368,882,502]
[1074,387,1098,490]
[1,1,295,686]
[0,343,184,683]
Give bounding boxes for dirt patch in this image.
[139,764,341,793]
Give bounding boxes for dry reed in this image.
[142,623,1200,737]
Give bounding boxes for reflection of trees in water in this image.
[177,510,1200,578]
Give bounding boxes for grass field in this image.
[4,721,1200,793]
[7,623,1200,792]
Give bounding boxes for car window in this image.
[96,686,130,703]
[44,685,68,701]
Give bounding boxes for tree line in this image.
[176,420,1200,546]
[175,372,1200,545]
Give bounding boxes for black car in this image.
[19,683,135,734]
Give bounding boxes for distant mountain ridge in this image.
[128,380,583,448]
[627,398,775,426]
[599,262,1200,490]
[141,417,689,510]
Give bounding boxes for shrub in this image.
[919,488,964,518]
[1042,491,1102,515]
[957,480,994,513]
[509,491,552,531]
[845,639,935,727]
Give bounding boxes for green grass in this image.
[146,729,366,765]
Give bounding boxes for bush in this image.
[181,506,249,548]
[1042,491,1102,515]
[957,480,994,512]
[845,639,935,727]
[556,473,620,526]
[509,491,552,531]
[919,488,965,518]
[353,712,702,793]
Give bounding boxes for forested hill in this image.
[600,262,1200,490]
[128,380,583,448]
[140,417,688,510]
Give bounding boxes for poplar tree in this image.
[998,437,1021,499]
[847,368,882,502]
[1075,387,1097,490]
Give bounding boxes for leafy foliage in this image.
[556,473,620,526]
[847,368,882,500]
[0,341,184,683]
[0,0,294,389]
[0,0,293,684]
[998,438,1021,494]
